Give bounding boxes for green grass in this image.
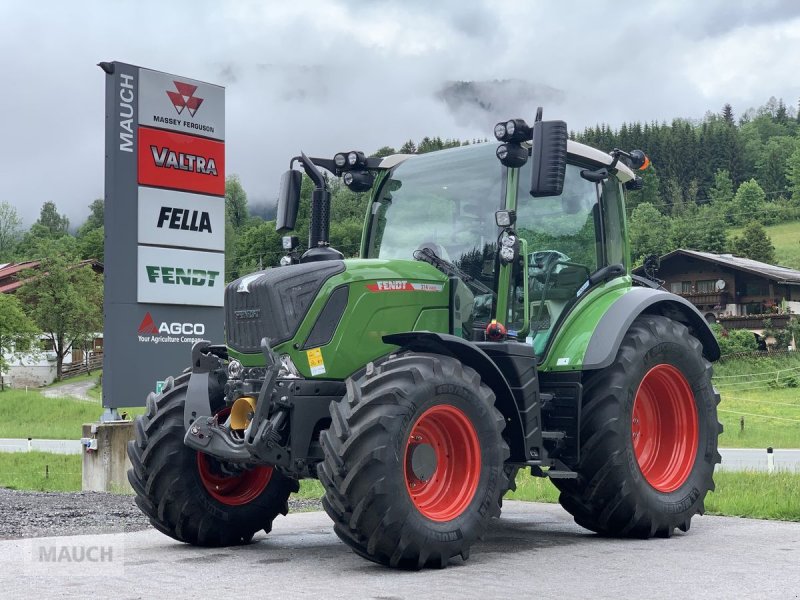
[1,454,796,522]
[730,220,800,269]
[506,470,800,522]
[0,387,144,439]
[713,354,800,449]
[0,451,81,492]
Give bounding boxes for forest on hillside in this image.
[2,97,799,280]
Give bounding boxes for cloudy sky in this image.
[2,0,800,226]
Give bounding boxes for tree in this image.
[732,179,766,225]
[371,146,396,158]
[730,221,776,264]
[225,175,248,230]
[629,202,672,264]
[670,205,727,252]
[17,256,103,380]
[36,201,70,236]
[14,224,78,261]
[721,103,735,126]
[78,199,104,235]
[78,226,104,262]
[0,294,38,390]
[399,140,417,154]
[708,169,734,205]
[786,147,800,202]
[0,202,21,261]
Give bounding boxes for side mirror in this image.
[529,120,568,197]
[276,169,301,233]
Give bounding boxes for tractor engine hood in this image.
[225,261,345,354]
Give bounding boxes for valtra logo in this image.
[166,81,204,117]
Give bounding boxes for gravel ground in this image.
[0,488,323,540]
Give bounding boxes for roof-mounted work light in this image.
[494,118,533,143]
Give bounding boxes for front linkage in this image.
[183,339,341,479]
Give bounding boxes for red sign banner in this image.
[138,126,225,196]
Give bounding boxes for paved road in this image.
[41,379,96,402]
[0,502,796,599]
[0,438,82,454]
[718,447,800,472]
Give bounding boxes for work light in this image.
[333,153,347,168]
[343,170,374,192]
[496,143,528,168]
[494,118,532,143]
[347,151,367,168]
[495,210,516,227]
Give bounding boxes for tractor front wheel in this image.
[554,315,722,537]
[318,353,509,569]
[127,374,298,546]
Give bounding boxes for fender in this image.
[383,331,527,461]
[583,287,721,370]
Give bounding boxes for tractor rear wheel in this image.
[127,374,298,546]
[318,353,509,569]
[554,315,721,537]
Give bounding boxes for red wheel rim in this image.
[404,404,481,522]
[196,408,273,506]
[632,364,699,493]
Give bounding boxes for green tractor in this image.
[128,112,722,569]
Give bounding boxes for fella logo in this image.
[138,127,225,196]
[166,81,204,117]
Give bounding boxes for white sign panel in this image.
[138,68,225,141]
[137,245,225,307]
[138,187,225,251]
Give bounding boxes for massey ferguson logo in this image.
[166,81,203,117]
[137,312,206,344]
[150,145,218,176]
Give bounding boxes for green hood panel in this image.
[229,259,450,378]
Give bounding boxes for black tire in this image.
[127,374,298,546]
[318,353,509,569]
[554,315,722,537]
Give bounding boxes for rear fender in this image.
[583,288,721,370]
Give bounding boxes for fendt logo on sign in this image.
[138,127,225,195]
[166,81,203,117]
[137,311,206,344]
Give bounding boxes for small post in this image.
[27,437,32,452]
[740,416,745,432]
[767,447,775,473]
[45,464,49,479]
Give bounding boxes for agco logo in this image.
[166,81,203,117]
[137,312,205,341]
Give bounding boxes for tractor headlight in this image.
[333,153,347,168]
[227,359,243,379]
[279,255,293,267]
[494,122,507,141]
[505,120,516,137]
[499,246,515,263]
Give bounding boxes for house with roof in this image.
[0,260,104,387]
[633,250,800,333]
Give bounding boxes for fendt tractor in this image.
[128,111,722,569]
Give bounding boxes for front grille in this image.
[225,261,345,353]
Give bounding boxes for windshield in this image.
[367,143,502,289]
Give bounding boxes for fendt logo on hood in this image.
[137,312,206,344]
[166,81,203,117]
